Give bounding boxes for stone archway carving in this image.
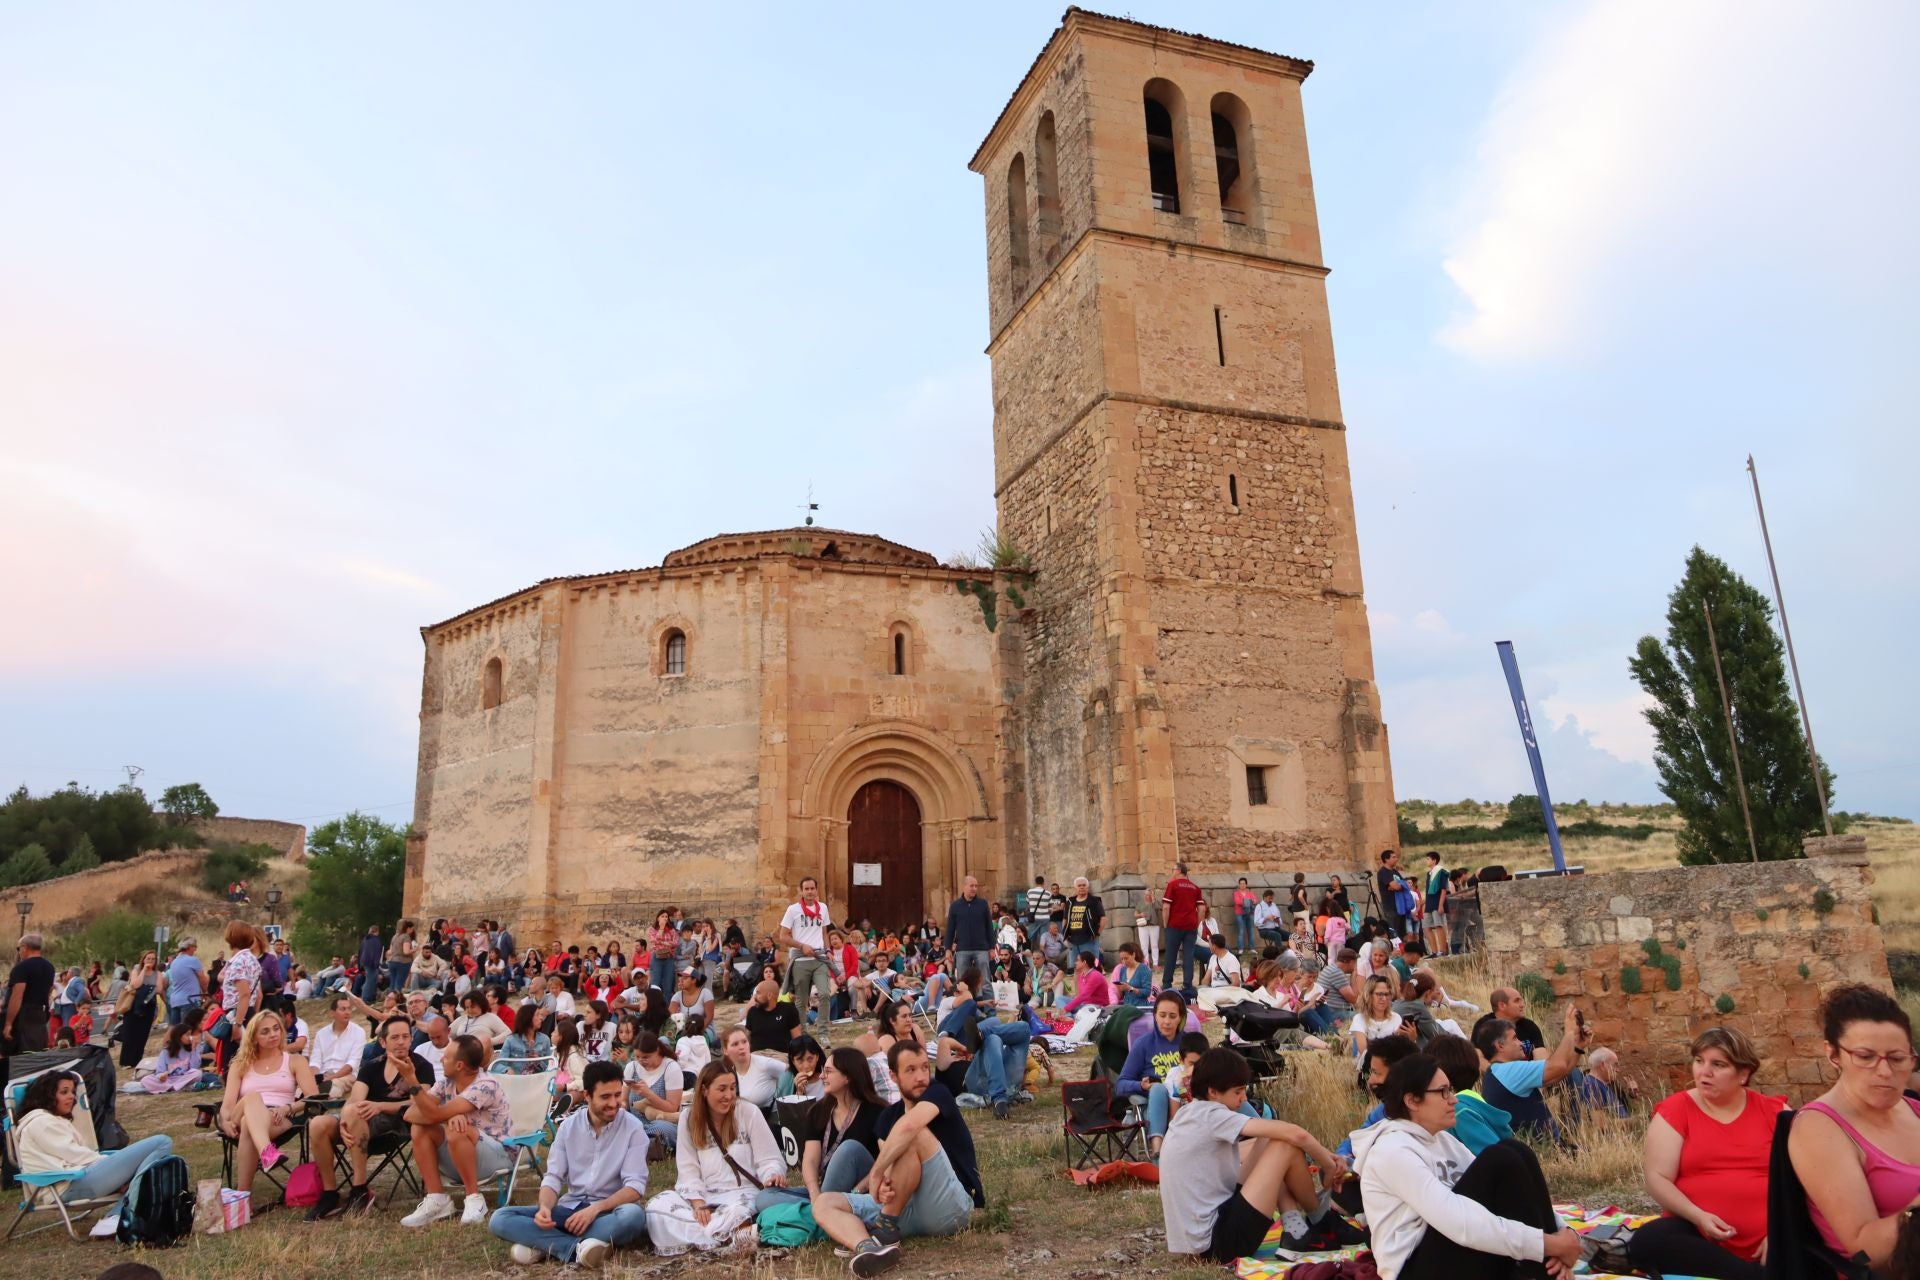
[798,719,993,924]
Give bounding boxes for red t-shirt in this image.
[1653,1088,1787,1259]
[1163,876,1204,931]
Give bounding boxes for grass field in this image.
[16,812,1912,1277]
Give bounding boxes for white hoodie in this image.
[1348,1118,1545,1279]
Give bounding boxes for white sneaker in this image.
[461,1193,489,1225]
[89,1213,121,1239]
[510,1243,542,1265]
[723,1223,758,1255]
[401,1193,454,1228]
[575,1237,611,1268]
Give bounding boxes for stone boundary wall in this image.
[0,848,207,949]
[189,815,307,861]
[1094,869,1371,953]
[1481,835,1888,1101]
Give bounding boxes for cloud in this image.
[1437,0,1920,360]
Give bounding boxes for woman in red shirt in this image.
[1629,1026,1783,1280]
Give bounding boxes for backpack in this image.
[755,1199,825,1246]
[116,1154,195,1247]
[284,1162,322,1207]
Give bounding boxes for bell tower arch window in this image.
[1006,152,1031,297]
[1143,80,1186,214]
[481,656,503,711]
[1210,92,1258,227]
[1033,111,1061,248]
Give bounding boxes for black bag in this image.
[116,1153,194,1247]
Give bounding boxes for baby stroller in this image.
[1219,1003,1296,1084]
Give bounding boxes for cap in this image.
[177,936,197,951]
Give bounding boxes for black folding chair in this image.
[195,1102,312,1207]
[1766,1109,1872,1280]
[1061,1079,1145,1171]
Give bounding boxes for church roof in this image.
[971,7,1314,171]
[421,527,942,634]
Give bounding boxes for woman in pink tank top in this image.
[1790,984,1920,1271]
[217,1009,319,1196]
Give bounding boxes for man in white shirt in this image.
[777,875,835,1037]
[414,1014,453,1085]
[311,996,367,1098]
[1195,936,1247,1012]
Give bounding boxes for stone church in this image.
[404,9,1398,943]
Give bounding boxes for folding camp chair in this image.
[1061,1078,1146,1171]
[4,1067,121,1240]
[482,1065,559,1208]
[1766,1109,1872,1280]
[194,1100,313,1206]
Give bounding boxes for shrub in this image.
[1715,994,1736,1015]
[0,843,54,888]
[1516,972,1555,1009]
[1659,955,1684,991]
[1554,961,1568,975]
[1798,962,1811,980]
[1672,938,1686,950]
[52,910,159,969]
[1640,938,1664,960]
[1620,966,1644,995]
[200,841,272,895]
[1813,889,1836,915]
[1754,908,1769,921]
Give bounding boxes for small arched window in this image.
[481,657,503,711]
[663,629,687,677]
[893,632,907,676]
[1143,81,1184,214]
[1034,112,1061,246]
[1006,153,1031,290]
[1210,93,1258,226]
[888,623,913,677]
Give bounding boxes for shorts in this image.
[438,1134,511,1183]
[844,1148,976,1238]
[366,1111,410,1143]
[1207,1187,1274,1262]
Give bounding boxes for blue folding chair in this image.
[4,1067,121,1241]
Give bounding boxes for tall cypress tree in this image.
[1629,547,1837,863]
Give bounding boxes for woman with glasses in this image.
[1627,1026,1782,1280]
[1351,1052,1581,1279]
[1791,983,1920,1273]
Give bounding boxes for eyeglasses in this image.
[1837,1044,1919,1072]
[1412,1084,1458,1100]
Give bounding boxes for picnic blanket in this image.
[1231,1202,1678,1280]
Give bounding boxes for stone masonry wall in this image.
[190,815,307,861]
[1482,836,1889,1101]
[1,848,208,949]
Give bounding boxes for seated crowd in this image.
[17,859,1920,1280]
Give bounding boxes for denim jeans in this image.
[386,962,410,995]
[1160,927,1198,992]
[822,1138,873,1193]
[648,956,677,997]
[65,1134,174,1215]
[1236,911,1256,952]
[641,1118,677,1154]
[952,951,991,987]
[165,1002,199,1028]
[1069,939,1102,966]
[1299,1005,1336,1035]
[961,1018,1031,1103]
[488,1202,651,1262]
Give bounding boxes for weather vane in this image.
[798,483,819,527]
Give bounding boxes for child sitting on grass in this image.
[1160,1047,1365,1263]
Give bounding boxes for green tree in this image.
[292,813,407,957]
[52,910,158,969]
[200,841,272,895]
[159,782,220,825]
[1629,547,1837,864]
[1502,793,1547,833]
[61,834,100,873]
[0,843,55,888]
[0,782,163,863]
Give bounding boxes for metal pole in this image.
[1703,601,1761,862]
[1746,455,1832,836]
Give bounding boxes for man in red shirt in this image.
[1159,862,1206,996]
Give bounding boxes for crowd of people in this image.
[7,850,1920,1280]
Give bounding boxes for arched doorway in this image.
[847,780,923,930]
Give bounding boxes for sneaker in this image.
[850,1239,902,1277]
[723,1223,758,1255]
[1274,1227,1324,1260]
[1012,1090,1035,1104]
[89,1213,121,1239]
[303,1189,341,1223]
[401,1193,455,1228]
[460,1193,489,1225]
[1315,1213,1369,1247]
[575,1237,611,1268]
[869,1214,902,1247]
[955,1092,987,1109]
[259,1142,285,1174]
[342,1184,375,1216]
[992,1098,1010,1120]
[510,1244,543,1265]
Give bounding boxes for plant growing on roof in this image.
[953,528,1034,632]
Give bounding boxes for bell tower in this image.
[971,10,1397,885]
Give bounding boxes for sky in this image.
[2,1,1915,829]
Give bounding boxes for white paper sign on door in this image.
[852,863,883,886]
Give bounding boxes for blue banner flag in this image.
[1495,641,1568,874]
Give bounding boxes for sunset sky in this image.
[3,1,1914,827]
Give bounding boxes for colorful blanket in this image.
[1231,1202,1677,1280]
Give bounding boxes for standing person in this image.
[779,876,836,1037]
[114,950,161,1069]
[1287,873,1311,926]
[388,920,418,999]
[4,933,58,1052]
[646,910,679,998]
[1377,850,1413,939]
[1136,892,1162,972]
[1063,877,1105,965]
[1160,862,1205,996]
[1232,878,1258,956]
[489,1060,652,1267]
[1422,853,1451,959]
[162,937,206,1028]
[1025,876,1049,930]
[55,967,87,1029]
[356,925,384,1003]
[219,921,267,1063]
[945,876,993,988]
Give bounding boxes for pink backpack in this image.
[283,1162,321,1207]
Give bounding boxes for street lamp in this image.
[15,898,31,937]
[266,887,283,927]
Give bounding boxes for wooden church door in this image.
[846,780,923,931]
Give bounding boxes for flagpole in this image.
[1746,456,1832,837]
